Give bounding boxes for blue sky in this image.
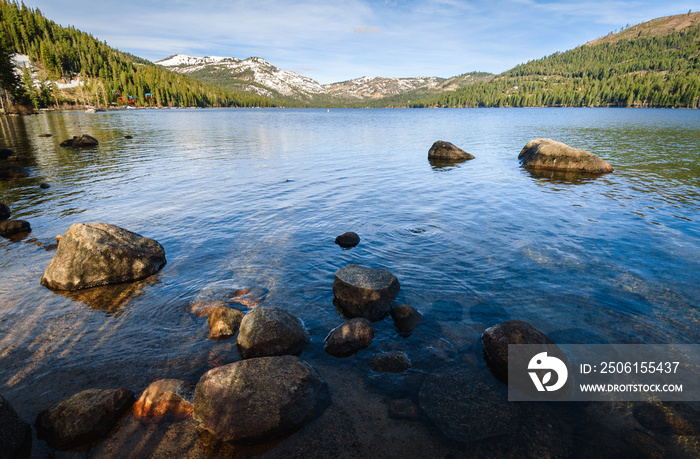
[21,0,698,84]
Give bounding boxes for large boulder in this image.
[40,223,166,291]
[482,319,553,381]
[333,264,400,321]
[324,318,374,357]
[428,141,474,161]
[0,202,9,221]
[519,138,613,174]
[35,388,134,450]
[60,134,99,148]
[0,219,30,238]
[0,394,32,458]
[193,356,324,443]
[133,379,194,422]
[237,307,310,359]
[208,306,244,339]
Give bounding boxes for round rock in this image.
[428,140,474,161]
[482,319,553,381]
[40,223,166,291]
[0,394,32,459]
[0,203,9,221]
[237,307,310,359]
[133,379,194,422]
[60,134,99,148]
[334,232,360,248]
[193,355,324,443]
[333,264,400,321]
[370,351,411,373]
[519,138,613,174]
[0,220,30,238]
[390,303,422,335]
[324,318,374,357]
[208,306,244,339]
[35,388,134,450]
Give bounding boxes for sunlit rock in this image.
[324,318,374,357]
[333,264,400,321]
[237,307,310,359]
[390,303,422,336]
[59,134,99,148]
[35,388,134,450]
[208,306,244,339]
[334,231,360,248]
[370,350,411,373]
[193,356,323,443]
[0,394,32,458]
[133,379,194,422]
[0,220,30,238]
[428,140,474,161]
[41,223,166,291]
[519,138,613,174]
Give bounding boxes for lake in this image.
[1,108,699,457]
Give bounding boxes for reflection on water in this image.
[1,108,699,456]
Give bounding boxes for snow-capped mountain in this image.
[324,76,445,99]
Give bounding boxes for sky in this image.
[20,0,699,84]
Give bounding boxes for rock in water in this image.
[0,148,14,160]
[237,307,310,359]
[208,306,244,339]
[0,394,32,458]
[60,134,99,148]
[333,264,400,321]
[0,220,30,238]
[133,379,194,422]
[334,232,360,248]
[370,351,411,373]
[35,388,134,450]
[518,138,613,174]
[193,356,324,443]
[482,319,553,381]
[428,141,474,161]
[324,318,374,357]
[0,166,31,179]
[390,303,422,335]
[40,223,166,291]
[0,202,9,221]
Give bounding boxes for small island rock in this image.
[335,231,360,248]
[482,319,553,381]
[390,303,422,335]
[133,379,194,422]
[370,351,412,373]
[0,220,31,238]
[0,203,9,221]
[324,318,374,357]
[208,306,244,339]
[519,138,613,174]
[333,264,400,321]
[0,394,32,459]
[35,388,134,450]
[60,134,99,148]
[40,223,166,291]
[428,141,474,161]
[237,307,310,359]
[193,356,324,443]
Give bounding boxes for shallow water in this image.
[1,108,699,457]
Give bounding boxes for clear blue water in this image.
[1,108,699,456]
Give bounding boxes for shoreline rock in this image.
[40,223,166,291]
[324,318,374,357]
[390,303,422,335]
[208,306,244,340]
[428,140,474,161]
[518,138,613,174]
[333,264,400,321]
[60,134,99,148]
[237,307,310,359]
[370,351,411,373]
[0,394,32,458]
[133,379,194,422]
[0,220,31,238]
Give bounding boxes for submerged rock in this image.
[428,140,474,161]
[519,138,613,174]
[370,351,411,373]
[334,232,360,248]
[0,394,32,459]
[390,303,422,335]
[35,388,134,450]
[482,319,553,381]
[60,134,99,148]
[0,166,31,179]
[324,318,374,357]
[208,306,244,339]
[0,202,9,221]
[237,307,310,359]
[0,220,31,238]
[40,223,166,291]
[333,264,400,321]
[193,356,324,443]
[133,379,194,422]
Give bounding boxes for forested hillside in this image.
[412,13,700,108]
[0,0,276,109]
